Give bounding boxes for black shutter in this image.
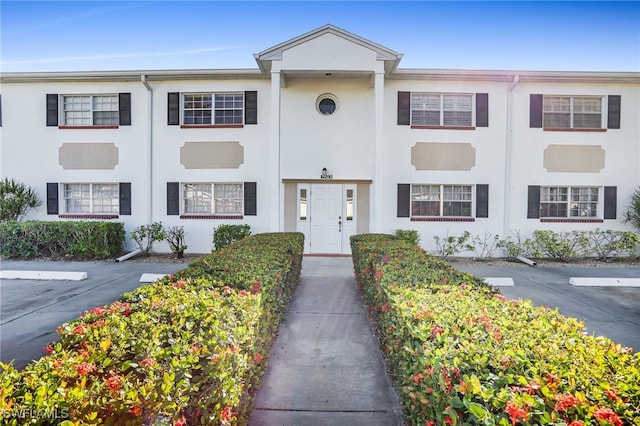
[244,182,257,215]
[46,94,58,126]
[604,186,617,219]
[527,185,540,218]
[607,95,621,129]
[475,93,489,127]
[167,182,180,215]
[244,91,257,125]
[529,94,543,128]
[167,92,180,125]
[119,183,131,215]
[475,184,489,218]
[397,91,410,125]
[47,183,59,215]
[118,93,131,126]
[397,184,410,217]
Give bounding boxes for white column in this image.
[270,71,282,232]
[373,71,385,232]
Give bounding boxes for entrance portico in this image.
[283,179,370,254]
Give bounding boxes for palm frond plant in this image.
[623,187,640,233]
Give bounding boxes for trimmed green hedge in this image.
[0,232,304,425]
[0,221,124,260]
[351,234,640,426]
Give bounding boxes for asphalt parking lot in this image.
[1,259,639,371]
[0,260,188,370]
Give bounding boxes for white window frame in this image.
[182,92,243,125]
[411,184,473,217]
[62,94,119,126]
[543,95,604,129]
[410,93,474,127]
[540,186,600,218]
[182,182,243,215]
[63,183,119,214]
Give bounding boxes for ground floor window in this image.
[540,186,598,218]
[183,183,243,215]
[411,184,472,217]
[63,183,119,214]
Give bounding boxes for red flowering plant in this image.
[351,234,640,426]
[0,232,304,425]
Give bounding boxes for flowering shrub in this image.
[0,232,304,425]
[351,234,640,425]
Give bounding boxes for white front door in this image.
[297,183,357,254]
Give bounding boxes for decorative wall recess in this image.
[411,142,476,171]
[543,144,605,173]
[180,142,244,169]
[58,143,119,170]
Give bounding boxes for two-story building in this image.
[1,25,639,254]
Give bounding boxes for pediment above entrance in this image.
[255,24,402,76]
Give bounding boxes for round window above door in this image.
[316,94,338,115]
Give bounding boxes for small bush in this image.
[130,222,165,255]
[582,228,639,260]
[0,178,42,222]
[0,221,124,259]
[470,231,500,259]
[213,224,251,250]
[433,230,473,258]
[165,225,187,259]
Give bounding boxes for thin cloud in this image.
[3,46,242,66]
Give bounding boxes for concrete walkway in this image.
[248,256,404,426]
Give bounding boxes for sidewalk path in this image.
[249,256,404,426]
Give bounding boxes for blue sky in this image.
[2,1,639,73]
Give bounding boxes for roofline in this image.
[0,69,268,83]
[392,69,640,84]
[2,68,638,84]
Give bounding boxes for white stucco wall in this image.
[279,77,375,180]
[1,27,638,257]
[382,79,510,255]
[507,82,640,239]
[0,80,149,250]
[148,79,271,253]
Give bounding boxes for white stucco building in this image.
[1,25,639,255]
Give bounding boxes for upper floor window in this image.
[63,95,119,126]
[530,94,620,130]
[183,93,243,125]
[183,183,243,215]
[543,96,602,129]
[63,183,119,214]
[398,91,488,128]
[168,91,257,127]
[47,93,131,127]
[411,93,473,127]
[540,186,598,218]
[411,184,472,217]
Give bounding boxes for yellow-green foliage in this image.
[0,232,304,425]
[351,234,640,426]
